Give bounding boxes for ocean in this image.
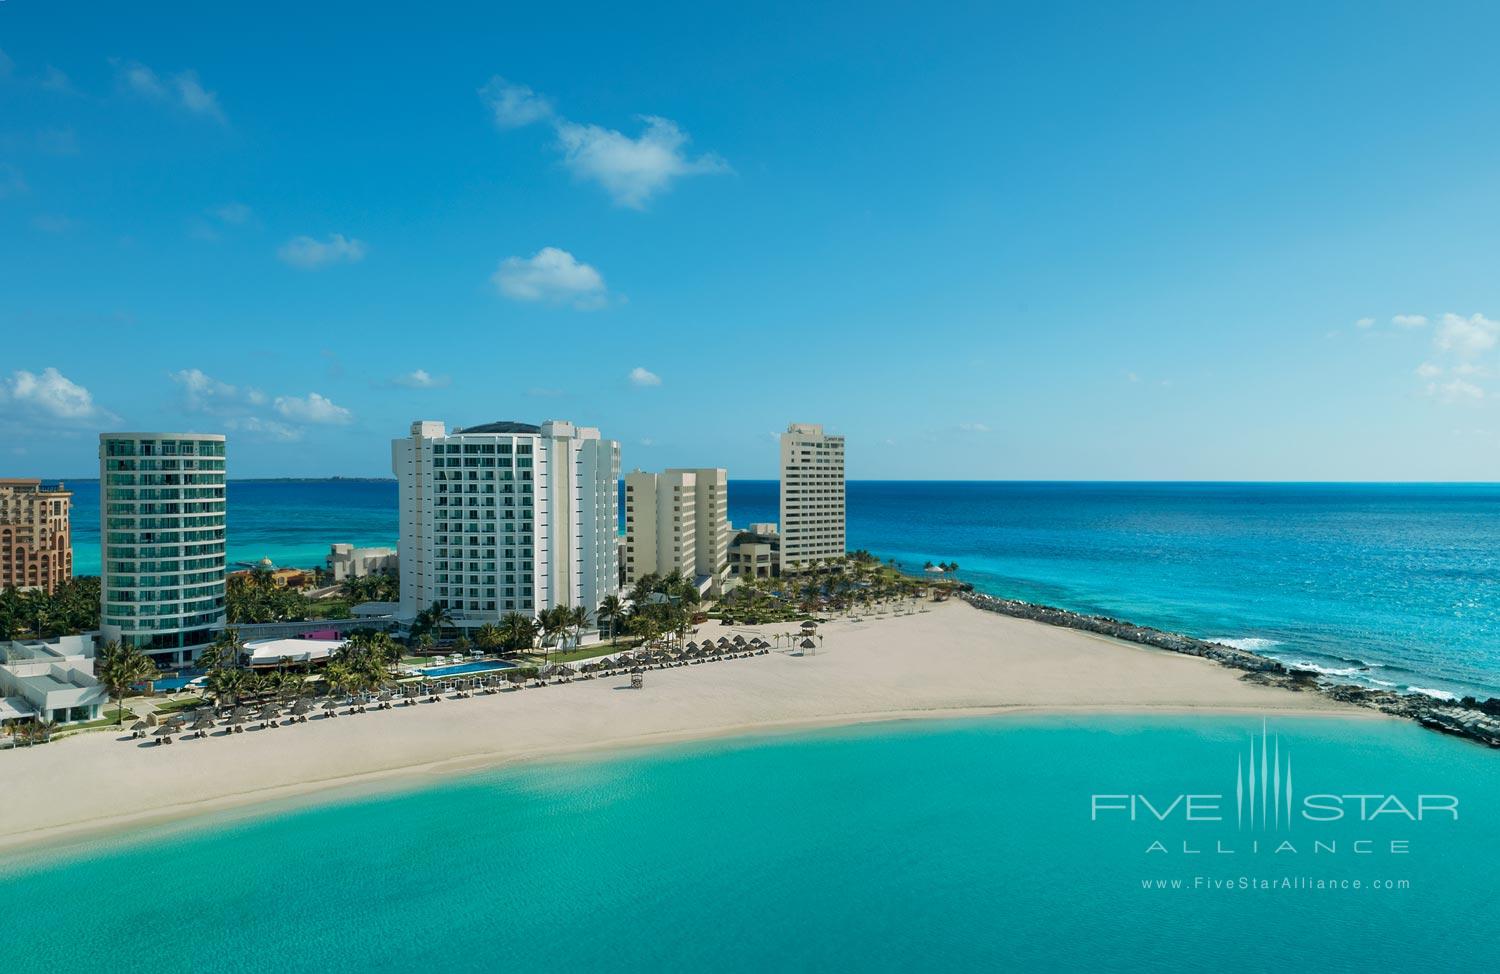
[58,479,1500,700]
[1,716,1494,971]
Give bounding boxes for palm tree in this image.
[95,641,160,725]
[206,666,246,707]
[498,612,536,653]
[567,604,591,653]
[597,595,624,645]
[474,623,503,652]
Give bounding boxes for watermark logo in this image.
[1237,721,1292,831]
[1089,720,1459,858]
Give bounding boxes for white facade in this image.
[327,543,398,582]
[99,433,227,666]
[0,633,108,725]
[779,423,846,572]
[623,468,729,592]
[393,420,620,629]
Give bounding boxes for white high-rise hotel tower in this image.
[99,432,228,665]
[779,423,845,573]
[393,420,620,631]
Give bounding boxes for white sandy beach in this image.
[0,600,1370,852]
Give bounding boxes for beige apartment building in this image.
[0,479,73,594]
[779,423,845,573]
[623,467,730,593]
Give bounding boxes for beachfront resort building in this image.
[728,523,781,579]
[0,633,108,726]
[779,423,846,573]
[327,543,398,582]
[99,433,228,667]
[623,468,730,594]
[0,479,73,594]
[392,420,620,632]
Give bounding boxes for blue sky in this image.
[2,1,1499,480]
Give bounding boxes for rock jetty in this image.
[960,591,1500,749]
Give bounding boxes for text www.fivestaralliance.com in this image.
[1141,877,1411,892]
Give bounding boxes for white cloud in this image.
[1415,362,1442,379]
[393,369,450,389]
[958,422,991,433]
[1435,313,1498,356]
[1392,314,1428,329]
[0,367,113,424]
[211,202,252,225]
[555,116,729,209]
[114,60,225,122]
[226,416,302,441]
[274,392,352,424]
[482,77,729,208]
[171,368,242,411]
[1354,317,1375,329]
[38,66,73,93]
[277,233,367,269]
[1427,378,1484,403]
[628,366,661,387]
[478,76,554,128]
[492,247,606,308]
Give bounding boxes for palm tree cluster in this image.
[0,576,100,640]
[619,571,701,648]
[339,572,399,604]
[95,640,160,725]
[226,569,315,624]
[322,629,402,698]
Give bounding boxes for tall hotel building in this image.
[0,479,73,594]
[393,420,620,630]
[99,433,227,665]
[623,468,730,592]
[778,423,846,573]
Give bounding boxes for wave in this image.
[1405,686,1459,702]
[1281,659,1371,678]
[1210,637,1283,652]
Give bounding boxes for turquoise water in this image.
[422,660,516,677]
[58,479,1500,699]
[1,716,1494,971]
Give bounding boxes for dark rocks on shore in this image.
[959,592,1500,750]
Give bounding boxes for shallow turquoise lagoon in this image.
[2,716,1494,971]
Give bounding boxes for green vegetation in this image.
[95,641,160,725]
[340,573,398,604]
[0,576,100,640]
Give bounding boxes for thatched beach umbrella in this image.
[152,725,173,741]
[130,719,149,732]
[321,700,340,713]
[291,698,312,716]
[800,620,818,631]
[733,635,747,647]
[800,637,817,650]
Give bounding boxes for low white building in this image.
[327,543,398,583]
[0,633,108,725]
[243,637,346,668]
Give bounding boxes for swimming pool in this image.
[420,660,515,678]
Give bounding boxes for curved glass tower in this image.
[99,433,227,666]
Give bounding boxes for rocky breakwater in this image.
[960,591,1500,749]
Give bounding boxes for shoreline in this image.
[959,591,1500,748]
[0,702,1383,865]
[0,599,1374,856]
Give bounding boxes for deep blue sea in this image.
[58,479,1500,700]
[1,716,1494,972]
